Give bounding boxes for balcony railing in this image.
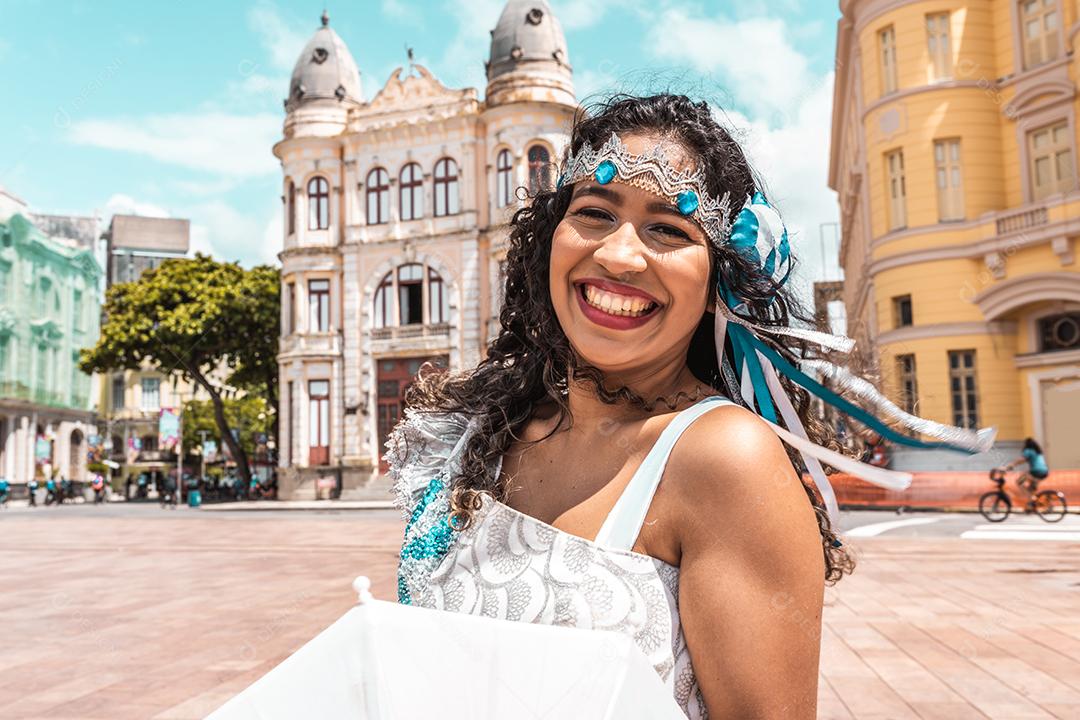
[996,206,1048,235]
[0,381,84,409]
[371,323,451,342]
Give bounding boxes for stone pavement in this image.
[0,507,1077,719]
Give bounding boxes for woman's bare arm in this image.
[668,406,826,718]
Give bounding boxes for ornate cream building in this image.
[830,0,1080,471]
[273,2,577,498]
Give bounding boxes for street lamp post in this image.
[198,429,208,482]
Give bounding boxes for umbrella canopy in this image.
[208,577,685,720]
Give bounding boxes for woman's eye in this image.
[574,207,614,222]
[651,224,691,240]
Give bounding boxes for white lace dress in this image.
[388,398,733,719]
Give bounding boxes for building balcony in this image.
[0,381,84,410]
[279,331,343,358]
[995,205,1048,236]
[370,322,451,354]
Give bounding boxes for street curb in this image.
[197,500,396,512]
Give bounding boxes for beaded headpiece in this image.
[557,133,737,248]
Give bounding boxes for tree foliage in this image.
[81,254,280,483]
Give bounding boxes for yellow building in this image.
[830,0,1080,470]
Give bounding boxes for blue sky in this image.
[0,0,842,288]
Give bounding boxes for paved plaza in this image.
[0,504,1077,719]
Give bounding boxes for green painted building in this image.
[0,204,103,485]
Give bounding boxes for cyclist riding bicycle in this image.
[1001,437,1049,496]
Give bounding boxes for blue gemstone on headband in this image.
[676,191,699,215]
[594,160,616,185]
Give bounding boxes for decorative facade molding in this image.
[973,271,1080,320]
[877,321,1018,347]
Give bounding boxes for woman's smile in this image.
[573,278,662,329]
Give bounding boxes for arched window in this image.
[397,263,424,325]
[528,145,552,194]
[428,267,448,324]
[372,263,450,328]
[307,176,330,230]
[399,163,424,221]
[433,158,459,217]
[496,149,513,207]
[366,168,390,225]
[286,179,295,235]
[373,272,393,329]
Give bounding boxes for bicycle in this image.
[978,467,1067,523]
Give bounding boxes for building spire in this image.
[321,8,329,27]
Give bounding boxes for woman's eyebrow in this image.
[646,201,691,219]
[572,185,623,204]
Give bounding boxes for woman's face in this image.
[549,133,714,375]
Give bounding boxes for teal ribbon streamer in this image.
[731,326,980,454]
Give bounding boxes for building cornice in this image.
[877,321,1018,346]
[869,213,1080,276]
[862,80,984,121]
[1015,347,1080,368]
[973,271,1080,320]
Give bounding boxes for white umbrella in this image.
[208,577,685,720]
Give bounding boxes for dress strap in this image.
[593,395,734,552]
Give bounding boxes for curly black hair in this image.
[404,93,855,583]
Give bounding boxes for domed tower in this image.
[485,0,574,108]
[283,10,363,138]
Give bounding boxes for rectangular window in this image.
[308,379,330,466]
[892,294,913,328]
[948,350,979,429]
[140,377,160,411]
[287,380,294,466]
[934,139,965,221]
[0,337,7,380]
[896,354,919,415]
[1029,121,1074,200]
[927,12,952,80]
[112,374,126,410]
[286,281,296,335]
[880,25,898,95]
[885,149,907,230]
[1021,0,1060,69]
[73,290,84,330]
[308,278,330,332]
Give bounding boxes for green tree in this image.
[81,254,280,484]
[181,396,274,465]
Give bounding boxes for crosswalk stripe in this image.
[845,517,945,537]
[972,524,1079,532]
[960,530,1080,541]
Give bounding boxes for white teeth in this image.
[581,284,656,317]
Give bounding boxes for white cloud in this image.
[720,73,843,298]
[381,0,412,23]
[438,0,505,92]
[551,0,637,30]
[647,10,814,121]
[69,112,280,178]
[247,1,309,72]
[187,200,264,265]
[103,193,171,218]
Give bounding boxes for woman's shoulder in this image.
[385,407,475,517]
[663,400,815,546]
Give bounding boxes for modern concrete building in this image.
[0,190,102,486]
[829,0,1080,470]
[273,2,577,498]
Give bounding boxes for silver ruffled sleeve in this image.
[384,408,474,520]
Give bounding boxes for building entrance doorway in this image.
[1041,376,1080,469]
[376,355,448,472]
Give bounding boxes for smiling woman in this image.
[386,93,992,719]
